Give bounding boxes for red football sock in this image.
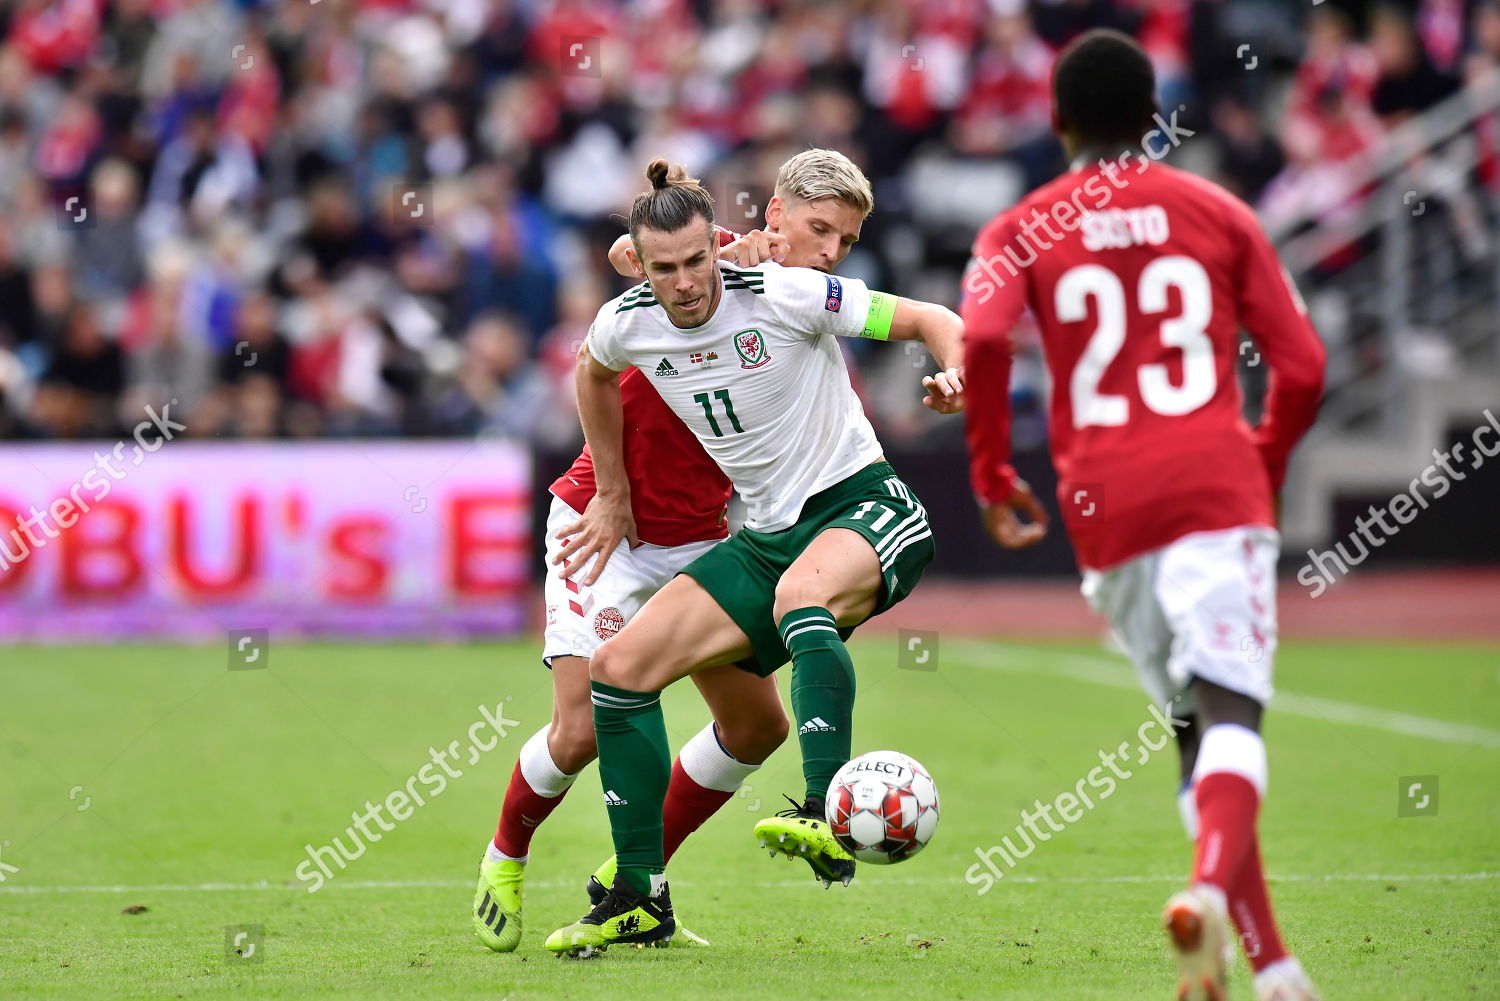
[492,759,570,858]
[662,757,736,861]
[1191,771,1260,892]
[1228,836,1290,972]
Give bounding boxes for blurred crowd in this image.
[0,0,1495,444]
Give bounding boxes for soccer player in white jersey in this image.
[473,150,882,955]
[541,159,964,955]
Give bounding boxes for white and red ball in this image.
[825,750,939,864]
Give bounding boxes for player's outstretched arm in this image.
[774,268,963,408]
[1234,216,1328,492]
[885,298,966,414]
[960,235,1048,549]
[554,341,638,584]
[964,317,1048,549]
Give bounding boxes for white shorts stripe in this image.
[876,522,922,563]
[874,507,924,557]
[885,478,926,517]
[861,481,929,569]
[880,524,931,569]
[883,528,933,569]
[876,510,931,563]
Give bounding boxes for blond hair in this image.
[773,148,874,218]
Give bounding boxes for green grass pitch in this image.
[1,638,1496,999]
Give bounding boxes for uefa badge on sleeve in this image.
[824,275,843,312]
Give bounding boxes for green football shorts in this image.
[679,461,934,676]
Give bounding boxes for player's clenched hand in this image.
[980,479,1049,549]
[554,492,638,585]
[922,367,965,414]
[718,229,789,268]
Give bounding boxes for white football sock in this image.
[678,722,760,793]
[1192,723,1268,796]
[485,843,525,864]
[520,723,579,798]
[481,725,576,862]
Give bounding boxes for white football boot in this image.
[1163,885,1232,1001]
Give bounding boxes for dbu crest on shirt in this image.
[735,328,770,369]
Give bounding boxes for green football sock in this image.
[780,606,856,804]
[590,681,671,896]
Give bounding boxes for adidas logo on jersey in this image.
[655,357,680,377]
[604,790,629,806]
[798,717,837,734]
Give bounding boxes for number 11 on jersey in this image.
[693,389,745,437]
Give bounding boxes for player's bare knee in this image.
[588,639,626,687]
[717,709,789,764]
[549,720,597,773]
[1192,679,1262,732]
[772,573,830,623]
[589,637,655,691]
[763,708,791,749]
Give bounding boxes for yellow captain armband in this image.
[861,291,897,340]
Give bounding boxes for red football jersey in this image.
[551,225,742,547]
[963,160,1326,570]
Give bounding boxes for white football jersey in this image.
[587,262,892,532]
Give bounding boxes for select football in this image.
[825,750,940,864]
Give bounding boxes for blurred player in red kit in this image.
[962,30,1327,1001]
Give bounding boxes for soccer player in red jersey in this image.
[473,149,876,953]
[962,31,1326,1001]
